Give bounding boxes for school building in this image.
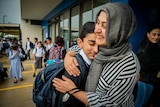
[0,0,159,53]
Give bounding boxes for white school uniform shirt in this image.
[26,41,31,50]
[32,47,45,57]
[46,43,53,50]
[79,49,91,66]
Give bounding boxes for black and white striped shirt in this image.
[69,45,139,107]
[87,53,139,107]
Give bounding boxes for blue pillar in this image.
[41,20,49,38]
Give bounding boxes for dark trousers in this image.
[27,49,31,60]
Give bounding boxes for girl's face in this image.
[37,43,42,48]
[147,28,160,43]
[46,39,51,44]
[94,11,107,46]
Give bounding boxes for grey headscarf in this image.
[85,2,137,91]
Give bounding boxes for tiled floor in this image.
[0,55,36,107]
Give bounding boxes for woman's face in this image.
[147,28,160,43]
[94,11,107,46]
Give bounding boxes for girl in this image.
[9,43,24,83]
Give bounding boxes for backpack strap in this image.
[35,48,44,55]
[10,49,13,55]
[35,48,37,54]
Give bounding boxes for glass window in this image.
[71,4,80,47]
[55,20,59,38]
[49,18,56,42]
[60,11,69,48]
[93,0,109,21]
[82,0,92,25]
[50,17,59,43]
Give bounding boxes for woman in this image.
[135,24,160,107]
[53,2,140,107]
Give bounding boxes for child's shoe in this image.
[20,78,23,81]
[14,77,17,83]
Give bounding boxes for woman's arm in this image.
[64,45,82,76]
[53,75,89,105]
[64,50,80,76]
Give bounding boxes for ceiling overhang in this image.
[21,0,63,20]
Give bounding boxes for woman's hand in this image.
[53,75,89,105]
[53,75,77,93]
[64,50,80,77]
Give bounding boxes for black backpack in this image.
[32,63,65,107]
[30,42,34,49]
[20,47,27,61]
[3,42,10,49]
[32,54,89,107]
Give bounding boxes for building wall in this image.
[21,19,42,49]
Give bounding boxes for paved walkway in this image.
[0,55,36,107]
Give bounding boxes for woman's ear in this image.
[77,38,83,48]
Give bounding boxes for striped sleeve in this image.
[87,53,138,107]
[67,45,81,54]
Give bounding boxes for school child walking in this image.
[32,41,46,77]
[9,43,24,83]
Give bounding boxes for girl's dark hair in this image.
[55,36,64,46]
[46,37,52,41]
[37,41,42,45]
[35,38,38,41]
[79,21,95,40]
[11,43,18,50]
